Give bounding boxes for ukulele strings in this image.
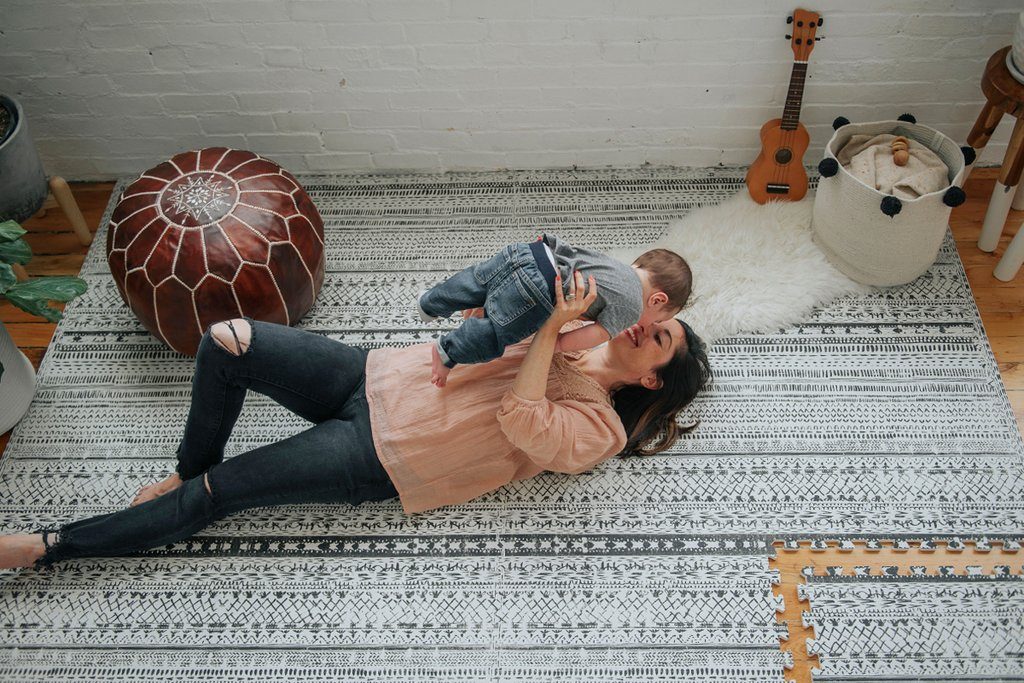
[775,38,806,188]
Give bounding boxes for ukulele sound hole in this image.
[774,148,793,164]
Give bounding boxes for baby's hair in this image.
[633,248,692,310]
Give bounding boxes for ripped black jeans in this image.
[35,316,398,568]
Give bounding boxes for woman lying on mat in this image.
[0,271,710,570]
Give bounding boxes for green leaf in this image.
[0,220,27,243]
[0,262,15,291]
[0,237,32,265]
[3,276,88,323]
[6,276,87,302]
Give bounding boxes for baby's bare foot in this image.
[131,473,184,507]
[430,345,451,388]
[0,534,45,570]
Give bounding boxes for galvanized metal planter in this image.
[0,94,49,222]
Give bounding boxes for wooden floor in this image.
[1,170,1022,460]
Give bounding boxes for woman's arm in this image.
[511,270,598,400]
[555,323,611,353]
[496,395,627,473]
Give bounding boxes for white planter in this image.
[812,117,968,286]
[0,322,36,434]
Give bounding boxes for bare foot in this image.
[130,473,184,507]
[430,344,451,388]
[0,534,45,569]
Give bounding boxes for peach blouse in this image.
[364,332,628,514]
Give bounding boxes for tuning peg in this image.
[785,34,792,40]
[817,17,823,26]
[787,15,793,23]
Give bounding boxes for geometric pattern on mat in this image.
[0,168,1021,681]
[804,575,1024,681]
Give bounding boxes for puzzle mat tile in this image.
[1,167,1021,680]
[803,574,1024,681]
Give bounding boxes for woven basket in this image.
[811,117,968,286]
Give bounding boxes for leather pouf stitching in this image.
[106,148,325,356]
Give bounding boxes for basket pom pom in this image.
[818,157,840,178]
[943,186,966,207]
[880,195,903,217]
[832,116,850,130]
[960,146,976,166]
[897,113,917,124]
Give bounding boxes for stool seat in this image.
[967,46,1024,281]
[981,46,1024,118]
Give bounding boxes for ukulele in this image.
[745,8,822,204]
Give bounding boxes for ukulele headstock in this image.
[786,8,822,61]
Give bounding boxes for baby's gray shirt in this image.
[542,234,643,339]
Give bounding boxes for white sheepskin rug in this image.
[610,191,872,344]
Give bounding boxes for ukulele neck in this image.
[780,62,808,131]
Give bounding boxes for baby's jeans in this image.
[419,241,556,367]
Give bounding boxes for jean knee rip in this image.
[210,318,253,357]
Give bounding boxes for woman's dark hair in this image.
[611,319,711,457]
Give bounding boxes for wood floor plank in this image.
[23,253,86,275]
[978,311,1024,339]
[0,300,67,324]
[24,232,94,255]
[971,287,1024,312]
[1009,391,1024,425]
[5,323,58,348]
[990,338,1024,363]
[998,363,1022,390]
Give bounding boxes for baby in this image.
[416,233,692,387]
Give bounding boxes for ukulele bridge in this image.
[766,183,791,194]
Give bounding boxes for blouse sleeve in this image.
[496,390,628,474]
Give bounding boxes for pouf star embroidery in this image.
[163,173,236,225]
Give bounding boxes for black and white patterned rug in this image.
[0,168,1021,681]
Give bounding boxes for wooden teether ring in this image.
[891,136,910,166]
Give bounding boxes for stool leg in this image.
[48,176,93,246]
[963,100,1003,182]
[993,222,1024,281]
[978,116,1024,252]
[1013,182,1024,211]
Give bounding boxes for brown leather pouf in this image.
[106,148,325,356]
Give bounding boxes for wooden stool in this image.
[966,46,1024,281]
[10,175,93,283]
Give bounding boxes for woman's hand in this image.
[510,271,596,401]
[542,270,598,333]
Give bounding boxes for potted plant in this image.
[0,94,49,224]
[0,218,87,434]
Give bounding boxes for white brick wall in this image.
[0,0,1019,179]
